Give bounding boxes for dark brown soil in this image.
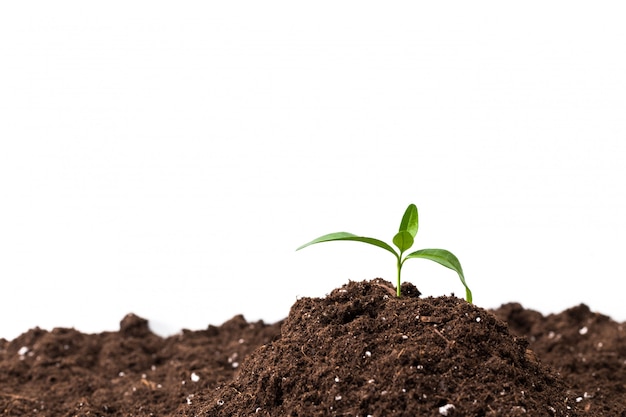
[1,279,624,416]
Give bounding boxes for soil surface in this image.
[1,278,624,416]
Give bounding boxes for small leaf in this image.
[392,230,414,253]
[404,248,473,303]
[297,232,399,259]
[399,204,419,238]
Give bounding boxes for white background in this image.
[2,2,625,341]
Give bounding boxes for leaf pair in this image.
[296,204,472,302]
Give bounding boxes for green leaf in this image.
[296,232,399,259]
[404,248,473,303]
[399,204,419,238]
[392,230,414,253]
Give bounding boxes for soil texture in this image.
[1,278,624,416]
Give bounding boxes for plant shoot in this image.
[296,204,472,301]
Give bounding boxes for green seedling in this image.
[296,204,472,302]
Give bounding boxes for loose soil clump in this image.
[0,314,281,416]
[1,278,625,416]
[494,302,626,415]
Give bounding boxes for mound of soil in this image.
[1,278,625,416]
[179,279,577,417]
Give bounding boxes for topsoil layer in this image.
[1,278,624,416]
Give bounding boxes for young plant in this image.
[296,204,472,302]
